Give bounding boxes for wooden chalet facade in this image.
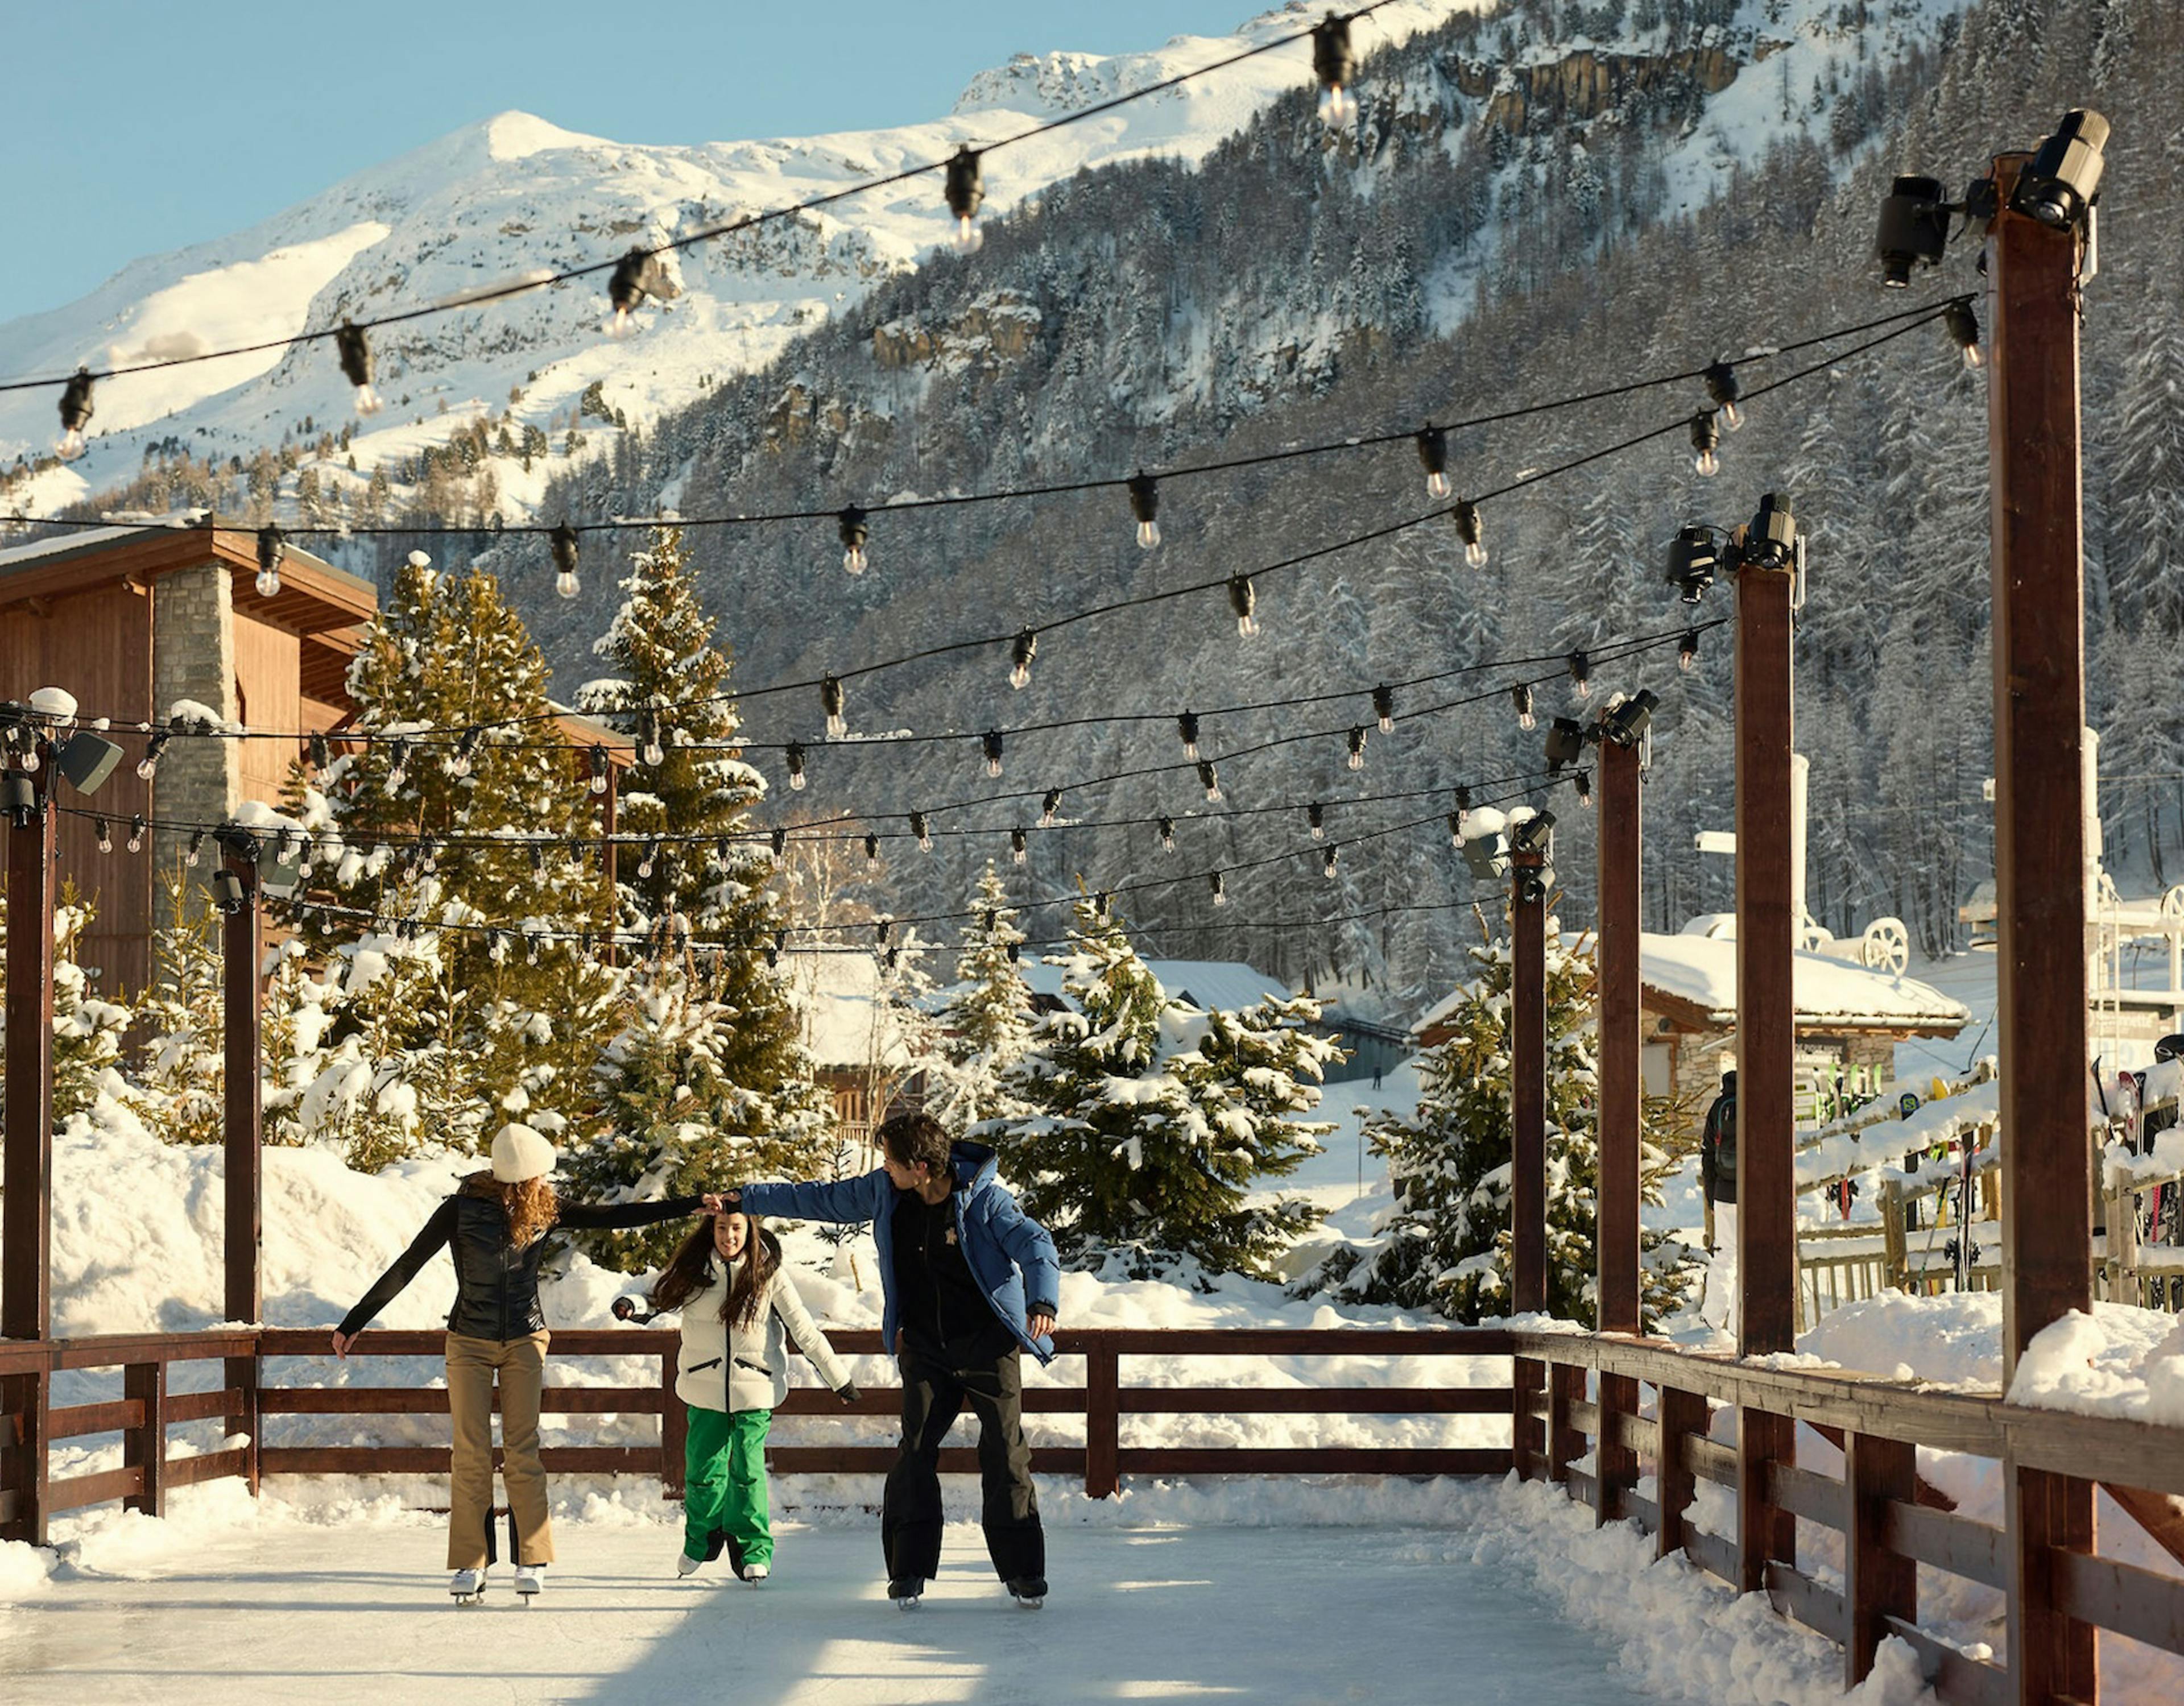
[0,523,626,1001]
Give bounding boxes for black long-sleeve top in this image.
[338,1186,701,1341]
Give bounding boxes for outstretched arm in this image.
[558,1194,704,1230]
[731,1171,893,1228]
[332,1198,458,1353]
[770,1269,856,1394]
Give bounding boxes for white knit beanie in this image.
[490,1121,558,1184]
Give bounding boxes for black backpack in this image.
[1706,1093,1738,1179]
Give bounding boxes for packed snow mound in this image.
[483,110,611,162]
[1796,1290,2008,1390]
[2009,1308,2184,1425]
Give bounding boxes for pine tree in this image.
[559,528,833,1264]
[995,897,1330,1283]
[939,864,1036,1131]
[0,887,135,1129]
[1334,912,1694,1327]
[131,863,226,1145]
[288,549,623,1163]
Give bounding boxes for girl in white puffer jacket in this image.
[646,1210,857,1582]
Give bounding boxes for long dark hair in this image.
[647,1212,780,1330]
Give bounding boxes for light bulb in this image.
[337,323,383,416]
[911,811,933,852]
[1374,684,1395,734]
[551,522,581,600]
[557,569,581,600]
[1309,802,1325,840]
[1011,827,1028,866]
[1178,710,1200,760]
[1229,575,1258,637]
[1138,518,1161,549]
[136,734,169,780]
[1199,760,1221,803]
[822,676,847,739]
[187,831,204,867]
[1961,342,1984,371]
[256,524,285,598]
[1416,426,1450,499]
[127,814,146,853]
[982,730,1004,778]
[1318,84,1354,128]
[1680,632,1699,673]
[1577,770,1594,809]
[1322,846,1338,879]
[1010,630,1036,690]
[1512,684,1536,731]
[1690,411,1722,479]
[1040,788,1061,829]
[643,738,665,767]
[1210,871,1227,906]
[96,818,112,854]
[589,747,609,794]
[1695,448,1720,477]
[864,833,880,864]
[838,506,870,575]
[1159,815,1176,853]
[1455,500,1487,567]
[56,368,94,461]
[1128,470,1161,549]
[945,147,985,253]
[257,568,282,598]
[1347,727,1367,771]
[786,741,808,791]
[1703,361,1744,432]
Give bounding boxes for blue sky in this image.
[0,1,1260,325]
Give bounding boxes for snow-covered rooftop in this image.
[1006,956,1292,1015]
[1414,933,1971,1038]
[775,946,909,1069]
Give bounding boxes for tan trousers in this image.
[445,1330,554,1568]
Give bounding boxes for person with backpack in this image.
[1698,1067,1738,1332]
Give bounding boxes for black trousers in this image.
[882,1343,1043,1583]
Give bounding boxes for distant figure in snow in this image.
[332,1123,705,1603]
[1371,1062,1384,1091]
[716,1110,1060,1611]
[646,1207,859,1583]
[1698,1068,1739,1334]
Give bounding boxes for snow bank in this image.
[2007,1309,2184,1425]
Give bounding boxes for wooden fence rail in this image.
[1509,1330,2184,1700]
[1,1325,1513,1529]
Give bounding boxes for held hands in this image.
[838,1383,862,1406]
[1027,1312,1056,1339]
[700,1190,741,1214]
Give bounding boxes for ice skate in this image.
[513,1562,547,1603]
[888,1576,924,1610]
[737,1562,770,1586]
[449,1567,488,1605]
[676,1552,704,1578]
[1006,1575,1047,1610]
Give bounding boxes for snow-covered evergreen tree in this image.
[994,897,1329,1283]
[287,549,623,1162]
[8,888,136,1129]
[130,864,226,1145]
[1333,912,1693,1327]
[557,527,834,1264]
[940,864,1036,1131]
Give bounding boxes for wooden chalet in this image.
[0,523,626,999]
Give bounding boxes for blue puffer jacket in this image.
[738,1141,1060,1365]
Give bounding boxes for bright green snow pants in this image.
[683,1407,773,1570]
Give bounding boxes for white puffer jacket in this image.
[672,1254,853,1415]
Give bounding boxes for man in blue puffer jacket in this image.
[718,1110,1060,1610]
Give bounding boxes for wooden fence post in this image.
[222,847,263,1497]
[1546,1363,1582,1485]
[661,1349,686,1500]
[2,767,57,1547]
[1595,733,1643,1525]
[1983,139,2102,1705]
[124,1360,167,1518]
[1085,1341,1120,1499]
[1655,1386,1707,1563]
[1845,1428,1916,1687]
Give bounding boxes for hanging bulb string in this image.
[0,2,1414,401]
[54,751,1568,869]
[1463,304,1959,511]
[49,603,1722,756]
[0,291,1969,537]
[14,313,1940,752]
[218,768,1574,956]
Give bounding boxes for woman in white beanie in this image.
[331,1121,705,1603]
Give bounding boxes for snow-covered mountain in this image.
[0,0,1970,526]
[0,2,1490,515]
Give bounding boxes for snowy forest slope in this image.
[523,0,2183,1012]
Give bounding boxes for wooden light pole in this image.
[1594,721,1645,1525]
[221,841,264,1493]
[1510,834,1549,1478]
[1732,494,1800,1593]
[1983,139,2100,1706]
[2,757,57,1546]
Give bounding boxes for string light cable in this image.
[58,626,1705,868]
[0,2,1417,406]
[1,292,1971,546]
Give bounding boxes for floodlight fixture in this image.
[1602,689,1659,749]
[1875,175,1951,287]
[1544,717,1588,771]
[2012,109,2108,230]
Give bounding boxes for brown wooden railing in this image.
[2,1325,1511,1527]
[0,1330,260,1527]
[1511,1331,2184,1702]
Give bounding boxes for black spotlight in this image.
[1665,527,1719,603]
[1875,175,1951,288]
